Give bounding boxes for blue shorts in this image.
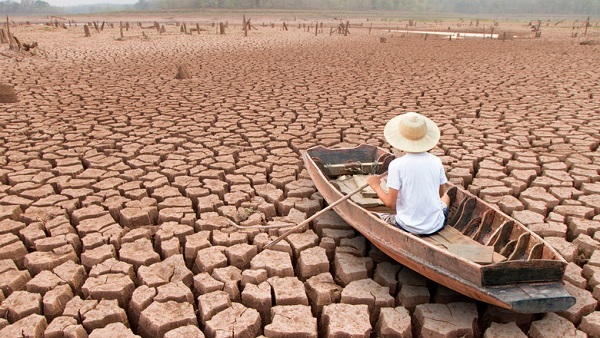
[377,201,449,236]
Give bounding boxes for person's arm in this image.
[439,183,448,197]
[367,176,398,209]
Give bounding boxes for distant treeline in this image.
[135,0,599,15]
[0,0,54,13]
[0,0,598,15]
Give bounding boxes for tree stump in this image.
[0,83,18,103]
[84,24,91,37]
[0,29,8,44]
[175,65,191,80]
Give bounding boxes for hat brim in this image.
[383,113,440,153]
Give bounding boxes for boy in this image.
[367,112,450,235]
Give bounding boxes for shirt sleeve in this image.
[386,160,401,190]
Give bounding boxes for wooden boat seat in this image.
[422,226,507,265]
[333,175,387,208]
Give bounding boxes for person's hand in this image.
[366,175,380,189]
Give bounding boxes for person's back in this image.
[387,152,446,234]
[367,112,450,235]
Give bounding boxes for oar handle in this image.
[264,171,388,249]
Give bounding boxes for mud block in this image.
[373,262,402,295]
[119,238,161,271]
[375,306,411,338]
[62,296,98,323]
[250,249,294,278]
[252,232,292,255]
[89,322,140,338]
[193,246,228,274]
[341,278,394,324]
[397,284,430,310]
[128,285,156,330]
[312,211,352,237]
[527,222,568,238]
[558,281,597,324]
[265,305,317,337]
[305,273,342,317]
[286,229,319,259]
[0,313,47,337]
[72,204,108,225]
[268,276,308,306]
[0,205,22,222]
[164,325,205,338]
[573,234,600,258]
[138,254,193,288]
[211,266,242,301]
[184,231,211,266]
[322,228,356,245]
[82,273,135,308]
[81,244,116,270]
[544,236,578,262]
[414,303,478,337]
[296,246,329,281]
[198,290,231,325]
[26,270,62,296]
[0,233,28,268]
[241,281,271,325]
[204,302,261,338]
[529,312,584,338]
[19,223,46,252]
[565,262,587,289]
[225,243,258,270]
[568,218,600,238]
[333,252,373,286]
[44,316,79,338]
[483,322,527,338]
[0,219,25,236]
[580,311,600,338]
[43,284,73,319]
[193,272,224,296]
[119,207,153,228]
[53,260,87,293]
[82,299,129,332]
[89,258,135,282]
[319,237,336,261]
[321,303,371,337]
[154,281,194,304]
[0,264,30,297]
[0,290,42,323]
[240,269,268,288]
[138,300,198,338]
[512,210,545,226]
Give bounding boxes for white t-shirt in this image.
[386,152,448,234]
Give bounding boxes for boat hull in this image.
[304,145,575,313]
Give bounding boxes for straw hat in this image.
[383,112,440,153]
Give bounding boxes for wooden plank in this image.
[430,226,506,263]
[353,175,377,197]
[336,179,382,208]
[448,244,494,264]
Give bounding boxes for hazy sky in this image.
[45,0,137,6]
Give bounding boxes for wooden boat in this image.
[303,144,575,313]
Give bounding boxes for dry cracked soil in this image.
[0,11,599,338]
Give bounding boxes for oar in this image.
[264,171,388,249]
